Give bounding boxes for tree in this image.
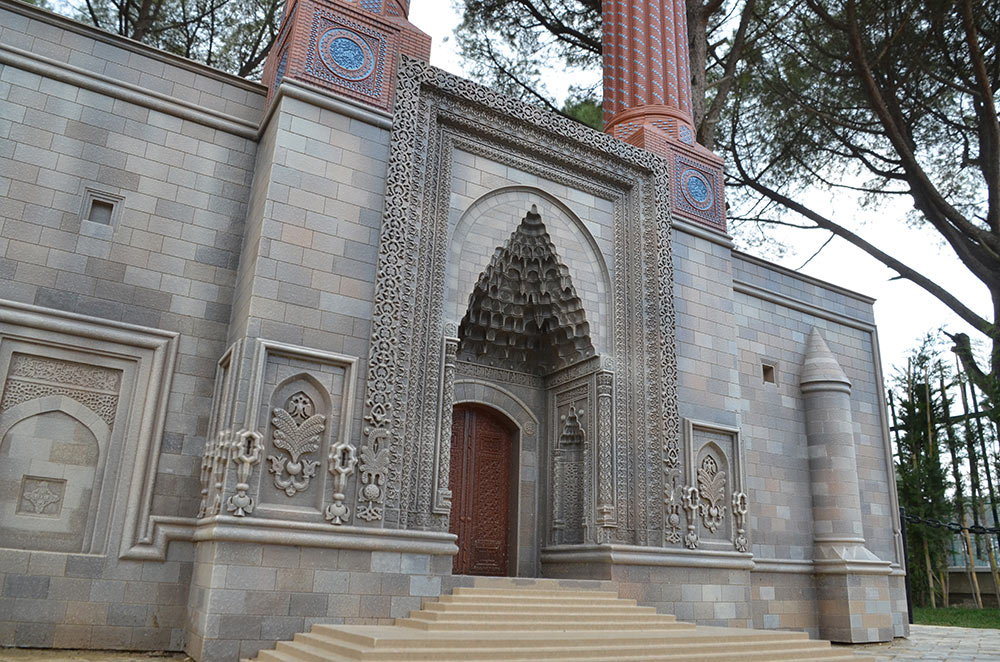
[726,0,1000,427]
[890,346,952,607]
[455,0,1000,426]
[68,0,283,77]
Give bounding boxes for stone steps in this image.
[246,579,874,662]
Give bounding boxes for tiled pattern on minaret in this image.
[260,0,430,112]
[602,0,726,233]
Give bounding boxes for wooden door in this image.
[449,404,514,576]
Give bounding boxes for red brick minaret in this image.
[603,0,726,232]
[262,0,430,112]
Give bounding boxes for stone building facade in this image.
[0,0,906,659]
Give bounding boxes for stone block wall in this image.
[0,544,192,650]
[0,1,265,648]
[184,541,459,661]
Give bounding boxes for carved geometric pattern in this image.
[458,205,595,374]
[595,371,616,536]
[17,476,65,517]
[304,7,386,99]
[0,381,119,426]
[672,153,724,229]
[267,392,325,497]
[8,354,121,390]
[1,354,122,426]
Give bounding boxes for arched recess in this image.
[0,395,111,553]
[454,379,539,577]
[457,205,596,373]
[257,372,333,515]
[446,186,613,357]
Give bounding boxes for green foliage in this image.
[562,95,603,131]
[67,0,283,77]
[452,0,601,114]
[914,606,1000,628]
[729,0,996,218]
[891,340,953,607]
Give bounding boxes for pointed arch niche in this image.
[445,186,612,357]
[438,195,620,571]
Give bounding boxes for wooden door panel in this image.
[449,405,513,576]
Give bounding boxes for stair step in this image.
[435,593,636,605]
[294,630,842,661]
[311,624,813,649]
[423,604,659,615]
[249,585,876,662]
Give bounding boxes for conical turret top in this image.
[800,328,851,390]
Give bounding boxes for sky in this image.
[406,4,993,382]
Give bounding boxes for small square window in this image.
[88,199,114,225]
[762,363,776,384]
[79,188,124,230]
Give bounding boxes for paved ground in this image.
[840,624,1000,660]
[1,625,998,661]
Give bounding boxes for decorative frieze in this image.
[1,354,122,426]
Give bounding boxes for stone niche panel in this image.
[550,378,592,545]
[0,301,177,558]
[212,339,359,526]
[683,419,748,554]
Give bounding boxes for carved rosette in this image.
[267,392,325,497]
[227,430,262,517]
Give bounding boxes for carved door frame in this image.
[449,403,520,576]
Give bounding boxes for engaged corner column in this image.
[800,327,893,643]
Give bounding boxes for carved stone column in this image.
[801,327,892,643]
[595,371,616,540]
[431,333,458,517]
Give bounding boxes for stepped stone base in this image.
[246,578,874,662]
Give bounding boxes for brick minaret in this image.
[261,0,430,112]
[603,0,726,232]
